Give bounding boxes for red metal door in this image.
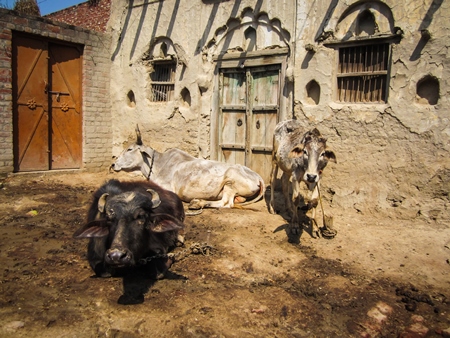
[12,34,82,172]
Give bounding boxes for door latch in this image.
[48,91,70,102]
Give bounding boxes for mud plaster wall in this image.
[108,0,295,158]
[293,0,449,223]
[108,0,449,223]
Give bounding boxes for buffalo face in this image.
[74,189,183,269]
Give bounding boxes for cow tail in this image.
[238,179,266,206]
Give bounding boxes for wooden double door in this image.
[12,33,83,172]
[218,65,280,182]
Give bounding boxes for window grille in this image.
[337,43,389,103]
[150,62,176,102]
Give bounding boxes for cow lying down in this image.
[73,179,185,279]
[111,126,265,210]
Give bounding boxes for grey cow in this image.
[111,126,265,210]
[269,119,336,237]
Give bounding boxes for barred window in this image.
[337,43,389,103]
[150,62,176,102]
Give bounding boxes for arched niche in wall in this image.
[143,37,177,60]
[306,80,320,105]
[334,1,395,41]
[416,75,439,105]
[180,87,191,107]
[356,9,377,36]
[244,26,257,52]
[141,37,186,103]
[126,90,136,108]
[204,9,291,58]
[322,2,401,104]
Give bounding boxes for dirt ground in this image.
[0,170,449,338]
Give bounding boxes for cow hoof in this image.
[155,257,174,280]
[234,196,246,203]
[321,227,337,239]
[312,230,321,239]
[188,199,202,210]
[176,234,185,247]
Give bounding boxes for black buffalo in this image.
[73,179,185,279]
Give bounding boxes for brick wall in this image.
[45,0,111,33]
[0,8,112,174]
[0,24,13,174]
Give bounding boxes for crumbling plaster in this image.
[108,0,449,222]
[108,0,295,155]
[294,0,449,222]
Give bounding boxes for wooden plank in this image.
[337,71,387,77]
[13,34,49,171]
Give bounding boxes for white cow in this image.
[269,120,336,237]
[111,126,265,210]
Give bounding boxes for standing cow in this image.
[110,126,265,210]
[73,179,185,279]
[269,119,336,237]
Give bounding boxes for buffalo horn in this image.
[146,189,161,208]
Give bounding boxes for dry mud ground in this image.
[0,171,449,338]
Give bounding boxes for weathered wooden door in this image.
[12,34,82,172]
[219,65,280,182]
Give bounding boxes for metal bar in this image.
[337,71,387,77]
[252,105,278,111]
[220,144,245,150]
[221,105,246,110]
[48,91,70,95]
[251,146,273,152]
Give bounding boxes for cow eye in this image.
[134,211,147,223]
[106,209,116,220]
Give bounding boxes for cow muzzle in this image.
[306,173,318,183]
[105,248,133,266]
[109,163,121,172]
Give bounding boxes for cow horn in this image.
[146,189,161,208]
[135,124,143,146]
[98,193,109,213]
[311,128,321,137]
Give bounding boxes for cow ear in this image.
[98,193,109,213]
[148,215,184,233]
[73,220,109,238]
[325,150,337,163]
[289,145,304,158]
[140,146,154,158]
